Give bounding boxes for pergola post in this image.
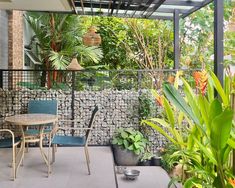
[214,0,224,86]
[174,10,180,69]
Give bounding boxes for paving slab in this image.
[0,146,116,188]
[116,166,180,188]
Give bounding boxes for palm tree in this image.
[24,12,103,88]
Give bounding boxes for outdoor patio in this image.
[0,147,174,188]
[0,0,234,187]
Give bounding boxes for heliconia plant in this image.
[142,70,235,188]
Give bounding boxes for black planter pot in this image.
[138,159,152,166]
[112,145,140,166]
[151,156,162,166]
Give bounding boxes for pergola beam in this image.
[182,0,213,18]
[163,0,202,7]
[174,10,180,69]
[214,0,224,86]
[145,0,166,18]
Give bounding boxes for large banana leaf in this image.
[198,96,210,130]
[210,108,233,151]
[142,119,177,144]
[163,83,200,126]
[182,78,201,122]
[163,97,175,128]
[208,99,222,131]
[209,71,229,107]
[194,137,217,165]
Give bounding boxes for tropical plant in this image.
[24,12,103,88]
[142,70,235,187]
[140,151,155,162]
[112,128,148,155]
[139,91,157,120]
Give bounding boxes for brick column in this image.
[8,10,23,69]
[8,10,23,89]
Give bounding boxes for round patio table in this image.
[5,113,58,176]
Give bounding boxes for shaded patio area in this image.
[0,146,175,188]
[0,147,116,188]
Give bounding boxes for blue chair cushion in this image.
[52,135,85,146]
[0,137,21,148]
[28,100,57,115]
[25,129,51,135]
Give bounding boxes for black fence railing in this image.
[0,69,198,148]
[0,69,198,91]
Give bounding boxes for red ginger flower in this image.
[193,70,208,96]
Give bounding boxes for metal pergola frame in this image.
[71,0,224,84]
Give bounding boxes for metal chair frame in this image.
[48,106,98,176]
[0,129,21,180]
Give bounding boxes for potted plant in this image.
[139,152,155,166]
[112,128,148,166]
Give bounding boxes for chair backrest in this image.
[28,100,58,115]
[85,105,99,143]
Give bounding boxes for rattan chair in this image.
[0,129,21,180]
[48,105,98,175]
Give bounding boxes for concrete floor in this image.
[0,146,177,188]
[0,146,116,188]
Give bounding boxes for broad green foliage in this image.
[142,71,235,187]
[112,128,148,155]
[25,12,103,70]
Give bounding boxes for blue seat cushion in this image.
[52,135,85,146]
[0,137,21,148]
[25,129,51,135]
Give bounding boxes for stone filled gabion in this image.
[0,89,168,151]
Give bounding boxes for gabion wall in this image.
[0,88,167,150]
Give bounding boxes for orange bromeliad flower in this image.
[229,178,235,187]
[167,75,175,84]
[193,70,208,96]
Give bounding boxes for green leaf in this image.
[184,177,202,188]
[121,131,128,139]
[221,145,232,164]
[163,97,175,128]
[207,78,214,103]
[198,95,210,128]
[112,138,118,145]
[182,78,201,122]
[123,140,129,149]
[134,142,140,149]
[128,145,134,151]
[227,138,235,149]
[129,135,135,141]
[210,108,233,150]
[135,134,141,141]
[142,119,177,144]
[194,136,217,165]
[163,83,200,126]
[208,99,222,131]
[209,71,229,107]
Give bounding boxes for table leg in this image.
[39,126,50,170]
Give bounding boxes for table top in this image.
[5,114,58,126]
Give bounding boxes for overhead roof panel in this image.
[0,0,213,20]
[74,0,213,20]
